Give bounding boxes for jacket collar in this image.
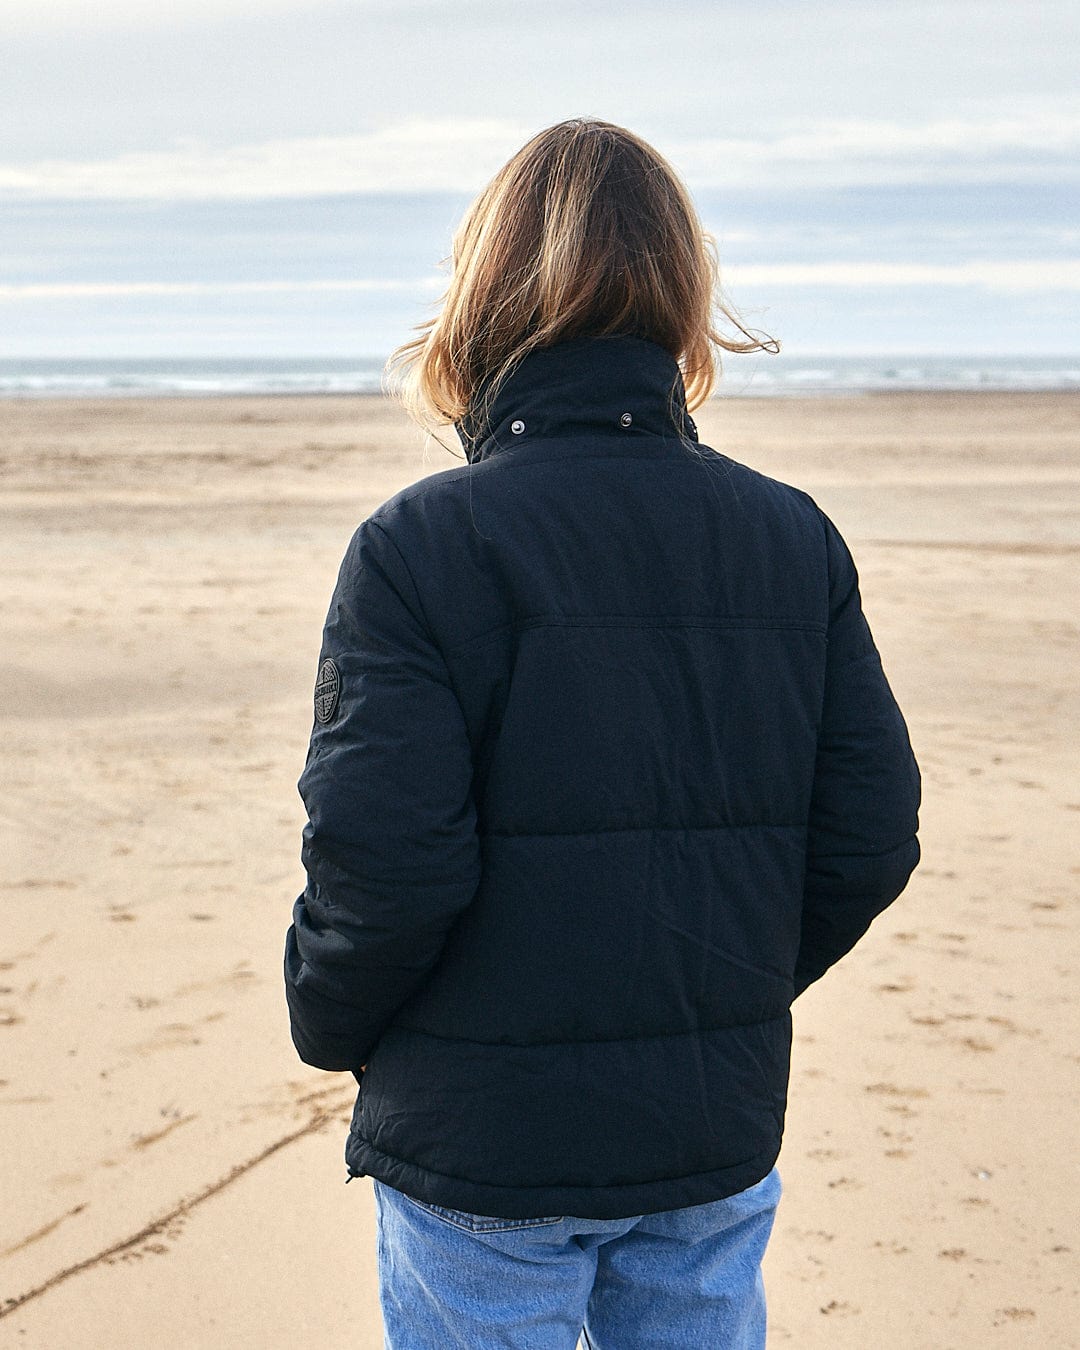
[455,335,698,464]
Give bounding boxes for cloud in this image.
[0,121,529,200]
[4,261,1077,301]
[2,110,1077,201]
[0,278,442,299]
[728,261,1080,291]
[5,0,332,32]
[676,112,1080,188]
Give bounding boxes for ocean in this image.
[1,354,1078,399]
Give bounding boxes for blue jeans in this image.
[373,1166,781,1349]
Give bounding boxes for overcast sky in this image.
[2,0,1077,356]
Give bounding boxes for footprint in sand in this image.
[864,1082,930,1100]
[819,1300,860,1317]
[131,1022,203,1054]
[985,1014,1039,1038]
[877,1126,913,1158]
[172,964,258,999]
[872,1240,910,1256]
[790,1228,835,1243]
[993,1308,1036,1326]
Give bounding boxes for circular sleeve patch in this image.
[314,657,341,724]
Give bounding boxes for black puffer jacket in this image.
[284,335,921,1219]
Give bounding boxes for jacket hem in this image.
[346,1136,783,1221]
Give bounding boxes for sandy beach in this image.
[0,389,1077,1348]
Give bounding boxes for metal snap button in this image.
[510,419,525,435]
[619,412,633,428]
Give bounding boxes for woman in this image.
[284,118,921,1349]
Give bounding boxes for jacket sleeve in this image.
[793,513,922,999]
[284,517,481,1070]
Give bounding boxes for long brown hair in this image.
[386,118,778,433]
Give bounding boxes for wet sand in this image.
[1,390,1077,1346]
